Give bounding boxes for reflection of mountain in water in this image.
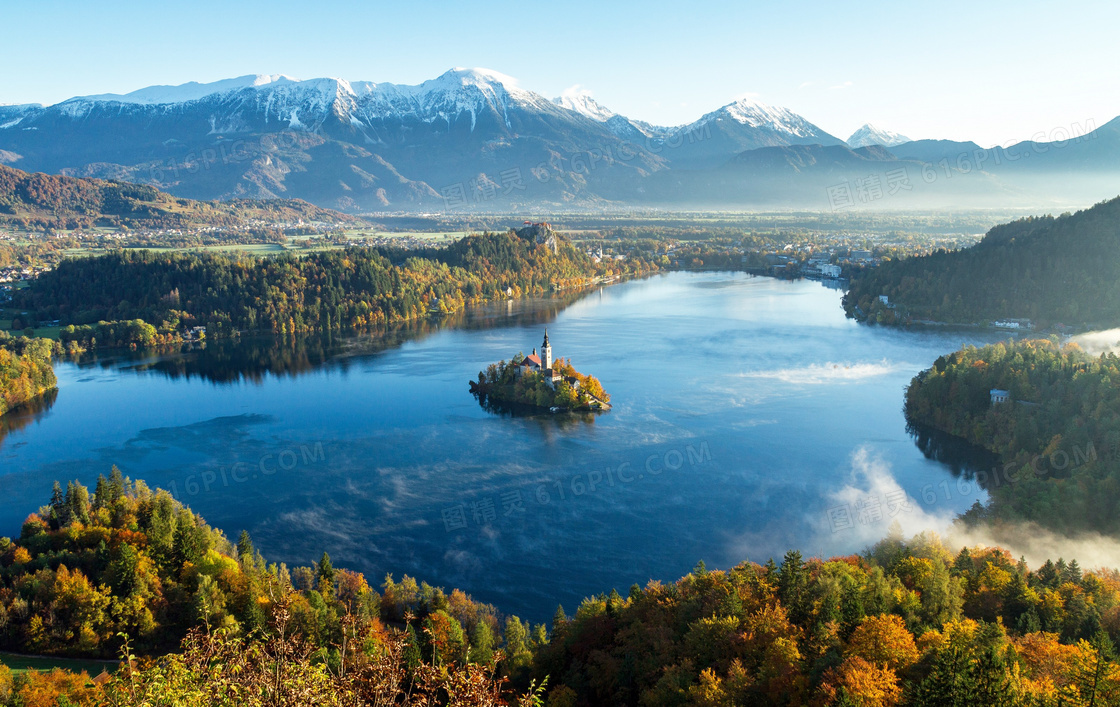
[69,291,594,385]
[907,421,1001,486]
[0,388,58,448]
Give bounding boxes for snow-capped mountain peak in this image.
[846,123,911,148]
[444,67,520,88]
[43,68,563,134]
[58,69,532,109]
[716,97,818,137]
[68,74,304,105]
[553,87,616,122]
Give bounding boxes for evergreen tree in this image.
[1070,631,1120,707]
[64,481,91,526]
[403,623,422,673]
[317,552,335,586]
[237,530,254,559]
[468,620,495,664]
[48,481,65,529]
[1063,559,1083,585]
[778,550,809,623]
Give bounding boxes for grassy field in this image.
[21,325,61,340]
[0,327,60,340]
[122,242,291,255]
[0,307,60,339]
[0,652,119,676]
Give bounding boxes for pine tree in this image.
[913,645,971,706]
[1064,559,1082,585]
[468,620,495,664]
[93,474,110,511]
[237,530,254,559]
[778,550,809,623]
[1070,631,1120,707]
[48,481,65,530]
[1037,559,1059,589]
[108,465,126,503]
[764,557,779,580]
[317,552,335,585]
[969,646,1018,706]
[1016,606,1041,634]
[403,623,422,673]
[65,481,91,526]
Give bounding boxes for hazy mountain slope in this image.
[2,71,1118,211]
[662,98,845,169]
[0,163,363,228]
[0,70,667,211]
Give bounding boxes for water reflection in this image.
[65,290,595,385]
[1,274,1007,622]
[907,421,1001,485]
[473,393,599,431]
[0,388,58,448]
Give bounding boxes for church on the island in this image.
[517,330,563,384]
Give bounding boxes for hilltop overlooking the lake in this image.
[844,195,1120,331]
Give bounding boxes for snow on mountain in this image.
[352,68,554,130]
[71,75,298,105]
[683,97,825,139]
[553,86,616,122]
[846,123,911,148]
[0,103,41,129]
[32,71,835,146]
[48,68,559,134]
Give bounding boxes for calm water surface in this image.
[0,273,1000,620]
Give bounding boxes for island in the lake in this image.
[470,330,611,412]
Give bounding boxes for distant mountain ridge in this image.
[846,123,911,148]
[2,69,1118,211]
[0,163,362,229]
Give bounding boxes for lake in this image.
[0,272,1001,621]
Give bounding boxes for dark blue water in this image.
[0,273,1000,621]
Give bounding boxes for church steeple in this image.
[541,329,553,371]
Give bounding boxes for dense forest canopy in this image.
[16,229,651,342]
[1,475,1119,705]
[905,339,1120,535]
[0,333,56,417]
[844,195,1120,329]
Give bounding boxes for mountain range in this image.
[2,68,1117,212]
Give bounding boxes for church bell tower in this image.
[541,329,553,371]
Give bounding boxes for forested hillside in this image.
[0,163,361,230]
[844,196,1120,329]
[0,334,56,417]
[0,471,549,705]
[17,229,650,341]
[905,339,1120,535]
[2,475,1119,705]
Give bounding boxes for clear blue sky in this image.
[3,0,1116,147]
